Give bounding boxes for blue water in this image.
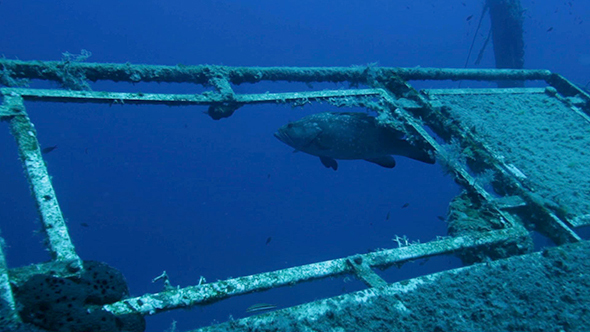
[1,1,589,331]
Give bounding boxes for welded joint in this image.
[346,255,388,288]
[207,76,234,99]
[0,93,25,117]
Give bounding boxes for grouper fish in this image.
[274,112,435,170]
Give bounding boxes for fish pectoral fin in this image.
[314,141,331,150]
[311,136,331,151]
[364,156,396,168]
[303,128,329,149]
[320,156,338,170]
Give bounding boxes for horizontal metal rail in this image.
[101,227,527,317]
[0,59,552,87]
[1,87,382,106]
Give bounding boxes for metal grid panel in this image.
[425,88,590,228]
[0,59,584,331]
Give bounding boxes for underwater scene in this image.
[0,1,589,331]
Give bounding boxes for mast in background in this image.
[487,0,525,87]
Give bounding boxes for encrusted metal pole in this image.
[0,59,550,87]
[1,94,82,273]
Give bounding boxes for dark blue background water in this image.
[1,1,589,331]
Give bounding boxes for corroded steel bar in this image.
[1,87,382,106]
[2,96,82,270]
[0,59,552,87]
[102,227,527,316]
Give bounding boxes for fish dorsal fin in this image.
[364,156,396,168]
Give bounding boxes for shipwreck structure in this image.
[0,57,589,331]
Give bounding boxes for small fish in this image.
[267,174,271,179]
[41,145,58,154]
[437,215,445,221]
[274,112,435,171]
[466,15,473,21]
[80,222,89,227]
[546,27,553,32]
[246,303,277,313]
[265,237,272,245]
[401,203,410,209]
[386,211,390,220]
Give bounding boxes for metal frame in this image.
[0,59,586,331]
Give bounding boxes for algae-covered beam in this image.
[102,227,527,316]
[1,95,82,271]
[0,59,551,87]
[1,87,383,107]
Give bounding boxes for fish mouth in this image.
[274,130,294,147]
